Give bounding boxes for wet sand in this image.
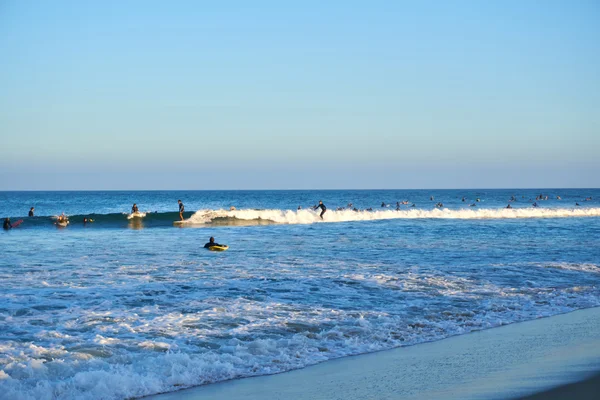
[147,307,600,400]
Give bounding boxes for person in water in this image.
[314,201,326,219]
[506,204,512,209]
[3,218,12,230]
[178,200,184,221]
[204,237,222,248]
[29,207,34,217]
[132,203,139,213]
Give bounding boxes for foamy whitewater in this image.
[1,189,599,399]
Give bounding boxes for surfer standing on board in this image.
[314,201,326,219]
[28,207,35,217]
[178,200,184,221]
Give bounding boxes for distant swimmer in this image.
[556,196,561,200]
[476,198,481,202]
[132,203,139,213]
[178,200,184,221]
[532,202,538,208]
[204,236,222,249]
[506,204,512,209]
[297,206,302,210]
[436,202,444,208]
[470,203,476,207]
[28,207,34,217]
[314,201,326,219]
[462,197,466,202]
[381,202,386,208]
[575,203,580,206]
[347,203,353,208]
[430,196,434,201]
[230,206,236,211]
[411,204,416,207]
[3,218,12,230]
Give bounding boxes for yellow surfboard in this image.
[208,245,229,251]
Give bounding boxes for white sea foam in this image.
[184,207,600,225]
[126,212,147,220]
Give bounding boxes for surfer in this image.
[132,204,139,213]
[506,204,512,209]
[314,201,326,219]
[204,237,222,249]
[3,218,12,230]
[178,200,184,221]
[28,207,34,217]
[57,213,68,225]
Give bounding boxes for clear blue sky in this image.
[1,0,598,190]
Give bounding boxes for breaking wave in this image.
[185,207,600,226]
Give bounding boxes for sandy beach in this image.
[148,307,600,400]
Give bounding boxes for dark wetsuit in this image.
[132,205,139,213]
[204,242,221,248]
[179,203,184,213]
[315,203,326,219]
[3,220,12,230]
[29,210,34,217]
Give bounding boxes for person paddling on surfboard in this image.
[178,200,184,221]
[3,218,12,230]
[314,201,326,219]
[204,237,222,249]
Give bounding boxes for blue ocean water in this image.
[1,189,599,399]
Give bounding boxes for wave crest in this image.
[185,207,600,226]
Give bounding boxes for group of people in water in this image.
[2,194,596,230]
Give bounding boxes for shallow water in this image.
[1,189,599,399]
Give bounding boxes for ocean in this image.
[1,189,599,399]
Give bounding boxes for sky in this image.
[0,0,599,190]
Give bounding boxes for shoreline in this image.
[148,307,600,400]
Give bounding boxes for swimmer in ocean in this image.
[29,207,34,217]
[3,218,12,230]
[314,201,326,219]
[132,203,139,213]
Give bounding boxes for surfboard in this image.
[11,219,23,228]
[127,212,146,219]
[173,221,186,225]
[56,221,68,227]
[208,245,228,251]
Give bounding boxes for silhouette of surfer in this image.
[314,201,326,219]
